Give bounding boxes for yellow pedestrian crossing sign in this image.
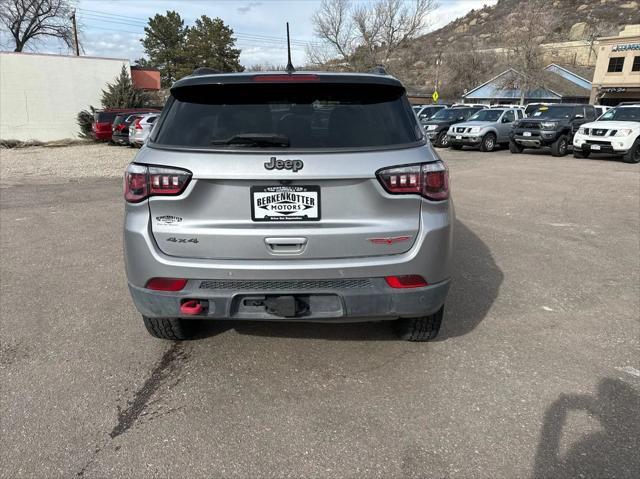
[432,91,439,103]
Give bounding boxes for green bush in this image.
[77,108,95,139]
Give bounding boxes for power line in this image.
[77,8,321,47]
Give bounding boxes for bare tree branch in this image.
[0,0,74,52]
[501,0,556,104]
[311,0,438,70]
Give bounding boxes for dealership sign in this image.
[612,43,640,52]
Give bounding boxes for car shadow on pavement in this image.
[194,220,502,341]
[532,377,640,478]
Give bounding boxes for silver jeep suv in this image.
[123,71,454,341]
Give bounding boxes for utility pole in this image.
[71,10,80,56]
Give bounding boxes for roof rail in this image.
[191,67,222,76]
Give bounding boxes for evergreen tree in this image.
[182,16,243,75]
[140,11,189,87]
[101,66,147,109]
[139,12,243,86]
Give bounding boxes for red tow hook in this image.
[180,299,204,316]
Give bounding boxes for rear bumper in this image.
[128,278,450,322]
[112,133,129,144]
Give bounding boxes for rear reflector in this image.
[385,275,428,289]
[146,278,188,291]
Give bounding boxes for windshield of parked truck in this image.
[531,105,576,119]
[468,109,503,122]
[599,107,640,122]
[431,108,469,120]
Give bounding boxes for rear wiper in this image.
[211,134,290,147]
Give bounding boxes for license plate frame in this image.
[590,144,601,151]
[523,131,532,137]
[456,135,462,140]
[251,185,321,222]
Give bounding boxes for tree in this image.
[181,16,243,75]
[310,0,438,71]
[440,39,498,100]
[140,12,243,87]
[141,11,188,87]
[0,0,74,52]
[502,0,556,104]
[101,65,147,109]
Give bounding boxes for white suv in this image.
[573,104,640,163]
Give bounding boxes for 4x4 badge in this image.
[264,157,304,172]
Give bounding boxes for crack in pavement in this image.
[76,342,189,477]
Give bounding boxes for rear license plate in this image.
[251,185,320,222]
[590,144,601,150]
[523,131,532,137]
[456,135,462,140]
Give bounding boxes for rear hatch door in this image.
[145,76,426,261]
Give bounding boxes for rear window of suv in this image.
[151,83,421,150]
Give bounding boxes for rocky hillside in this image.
[392,0,639,99]
[421,0,638,50]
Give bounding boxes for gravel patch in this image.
[0,143,137,186]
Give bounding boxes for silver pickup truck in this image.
[447,108,524,152]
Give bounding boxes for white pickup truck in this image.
[573,103,640,163]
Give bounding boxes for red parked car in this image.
[92,109,160,141]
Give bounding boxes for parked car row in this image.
[420,102,639,163]
[91,108,161,146]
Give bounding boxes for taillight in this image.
[134,118,143,130]
[145,278,188,291]
[377,161,449,201]
[124,164,192,203]
[385,275,429,288]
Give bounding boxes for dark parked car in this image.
[422,107,486,147]
[509,104,597,156]
[112,114,142,145]
[417,105,449,122]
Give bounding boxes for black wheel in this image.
[480,132,497,152]
[450,143,463,150]
[509,140,524,154]
[393,306,444,342]
[573,149,590,159]
[550,135,569,157]
[143,316,193,340]
[622,138,640,164]
[436,131,449,148]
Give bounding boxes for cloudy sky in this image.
[2,0,497,67]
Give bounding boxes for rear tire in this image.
[573,149,590,159]
[509,140,524,154]
[480,132,497,152]
[394,306,444,342]
[435,131,449,148]
[622,138,640,164]
[550,135,569,157]
[143,316,193,340]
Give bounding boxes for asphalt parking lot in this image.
[1,144,639,478]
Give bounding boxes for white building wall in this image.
[0,52,129,141]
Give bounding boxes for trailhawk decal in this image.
[251,185,320,222]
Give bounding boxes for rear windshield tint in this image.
[152,83,421,149]
[94,112,118,123]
